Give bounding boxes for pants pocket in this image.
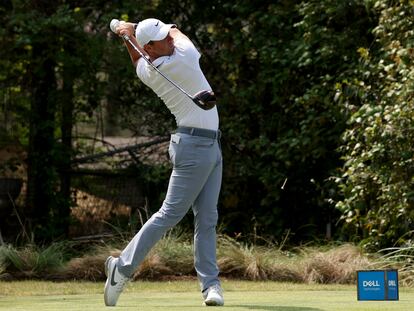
[168,136,182,166]
[195,139,214,149]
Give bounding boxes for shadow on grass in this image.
[233,306,322,311]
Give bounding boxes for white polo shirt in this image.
[136,37,219,131]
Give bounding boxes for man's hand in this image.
[114,21,135,38]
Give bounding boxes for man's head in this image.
[135,18,175,57]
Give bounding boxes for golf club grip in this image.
[110,19,120,34]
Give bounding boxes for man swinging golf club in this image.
[104,18,224,307]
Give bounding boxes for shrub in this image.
[335,1,414,250]
[0,243,67,279]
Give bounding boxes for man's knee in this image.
[195,211,218,230]
[153,203,189,226]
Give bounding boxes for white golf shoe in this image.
[203,284,224,306]
[104,256,129,306]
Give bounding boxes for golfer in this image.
[104,18,224,307]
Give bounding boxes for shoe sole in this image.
[204,300,224,306]
[104,256,114,306]
[104,256,113,277]
[104,276,112,306]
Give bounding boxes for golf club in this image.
[281,178,288,190]
[110,19,216,111]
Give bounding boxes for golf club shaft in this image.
[110,19,215,110]
[122,34,196,102]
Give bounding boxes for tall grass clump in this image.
[299,243,371,284]
[150,232,194,276]
[131,235,194,280]
[1,233,404,285]
[378,242,414,286]
[60,244,119,281]
[217,235,302,282]
[0,243,68,279]
[60,230,195,281]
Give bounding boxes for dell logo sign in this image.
[363,280,380,287]
[357,270,399,301]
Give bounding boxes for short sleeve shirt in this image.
[136,37,219,130]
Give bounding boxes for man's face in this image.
[146,31,175,58]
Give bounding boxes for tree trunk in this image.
[26,53,58,240]
[58,66,75,237]
[25,0,60,241]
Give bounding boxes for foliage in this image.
[0,243,68,278]
[1,1,129,241]
[378,239,414,286]
[0,236,382,285]
[335,0,414,249]
[195,0,375,240]
[1,0,413,247]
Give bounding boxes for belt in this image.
[175,126,221,139]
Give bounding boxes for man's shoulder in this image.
[173,38,201,64]
[170,28,190,42]
[174,37,196,51]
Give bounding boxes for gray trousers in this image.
[117,131,222,291]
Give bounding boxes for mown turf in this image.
[0,280,413,310]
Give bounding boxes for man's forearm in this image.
[123,35,143,67]
[117,22,145,67]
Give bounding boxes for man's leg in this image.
[193,140,222,291]
[117,134,217,277]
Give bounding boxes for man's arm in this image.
[115,22,146,67]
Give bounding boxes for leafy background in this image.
[0,0,413,250]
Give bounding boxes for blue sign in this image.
[386,270,399,300]
[357,270,399,301]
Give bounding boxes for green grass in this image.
[0,280,413,310]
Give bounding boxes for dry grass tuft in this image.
[0,243,67,280]
[57,247,121,281]
[61,255,107,281]
[243,248,272,280]
[132,252,172,280]
[57,235,194,282]
[0,236,403,285]
[376,244,414,287]
[399,269,414,287]
[301,244,371,284]
[155,235,195,275]
[217,236,302,282]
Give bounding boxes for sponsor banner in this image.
[357,270,399,301]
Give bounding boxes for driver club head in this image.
[193,90,216,110]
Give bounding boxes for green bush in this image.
[335,0,414,250]
[0,243,68,279]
